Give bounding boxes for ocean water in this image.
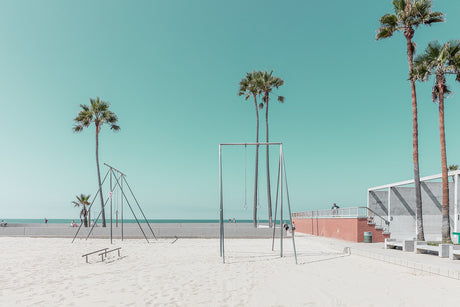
[2,218,268,224]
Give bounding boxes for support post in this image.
[387,187,391,223]
[110,168,113,245]
[272,154,281,251]
[123,177,157,240]
[455,174,458,233]
[282,147,298,264]
[280,146,284,258]
[72,169,110,243]
[121,174,124,241]
[219,144,225,263]
[111,173,149,243]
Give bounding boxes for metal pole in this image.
[72,169,110,243]
[85,187,116,240]
[123,177,157,240]
[455,174,458,233]
[111,172,150,243]
[110,168,113,245]
[280,146,284,257]
[272,151,281,251]
[219,145,225,263]
[282,148,298,264]
[387,187,391,233]
[121,174,124,241]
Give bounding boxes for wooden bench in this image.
[384,239,414,252]
[414,241,450,258]
[82,248,108,263]
[98,247,122,262]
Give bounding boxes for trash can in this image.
[364,231,372,243]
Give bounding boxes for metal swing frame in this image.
[219,142,298,264]
[72,163,157,244]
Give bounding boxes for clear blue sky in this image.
[1,0,460,220]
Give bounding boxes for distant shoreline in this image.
[0,218,278,224]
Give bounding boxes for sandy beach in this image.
[1,235,459,306]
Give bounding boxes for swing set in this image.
[72,163,157,244]
[219,142,298,264]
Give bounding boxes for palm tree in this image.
[412,40,460,243]
[239,71,263,227]
[73,97,120,227]
[376,0,444,241]
[448,164,458,181]
[258,70,285,228]
[72,194,91,227]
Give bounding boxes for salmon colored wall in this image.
[293,218,390,243]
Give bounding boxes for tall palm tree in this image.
[239,71,263,227]
[258,70,284,228]
[73,97,120,227]
[72,194,91,227]
[412,40,460,243]
[376,0,444,241]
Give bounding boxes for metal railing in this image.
[292,207,390,233]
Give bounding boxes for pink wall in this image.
[293,217,390,242]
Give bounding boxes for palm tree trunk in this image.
[265,94,273,228]
[253,95,259,228]
[438,82,451,243]
[406,35,425,241]
[83,206,88,227]
[96,124,106,227]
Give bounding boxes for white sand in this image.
[0,236,458,306]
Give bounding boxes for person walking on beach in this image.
[44,218,48,224]
[291,221,295,235]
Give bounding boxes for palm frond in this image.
[393,0,406,15]
[73,125,84,132]
[110,124,120,131]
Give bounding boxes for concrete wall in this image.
[369,182,458,241]
[292,217,389,242]
[0,223,286,239]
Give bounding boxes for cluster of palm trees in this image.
[72,97,120,227]
[377,0,460,243]
[238,70,284,228]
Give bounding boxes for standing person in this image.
[44,218,48,224]
[291,221,296,235]
[331,203,340,216]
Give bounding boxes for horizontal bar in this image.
[219,142,282,146]
[368,170,460,191]
[104,163,126,176]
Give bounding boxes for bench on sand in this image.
[414,241,450,258]
[98,247,122,262]
[82,248,109,263]
[384,239,414,252]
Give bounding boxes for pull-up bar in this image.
[218,142,297,264]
